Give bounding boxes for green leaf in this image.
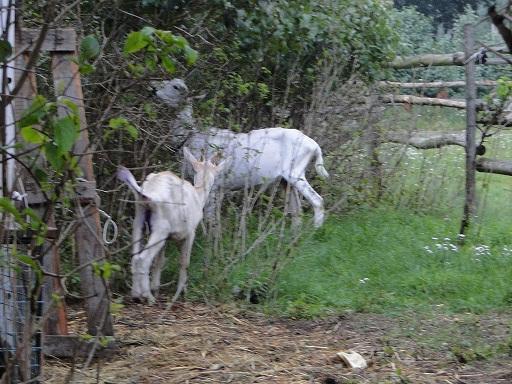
[69,156,81,174]
[54,116,79,154]
[109,116,128,129]
[110,302,125,314]
[140,26,156,37]
[183,46,198,65]
[127,63,145,76]
[79,63,95,75]
[80,35,100,61]
[143,103,157,119]
[80,333,93,342]
[161,55,176,73]
[0,197,22,222]
[125,124,138,139]
[58,98,79,115]
[23,208,45,230]
[21,126,46,144]
[43,142,65,170]
[144,55,157,71]
[99,336,114,348]
[51,293,63,304]
[16,254,41,273]
[102,262,112,279]
[92,262,121,280]
[108,117,138,139]
[173,35,188,49]
[157,30,177,45]
[18,95,48,128]
[124,31,149,54]
[0,39,12,62]
[34,167,48,183]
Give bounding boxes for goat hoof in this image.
[150,285,160,295]
[314,215,325,228]
[146,295,157,306]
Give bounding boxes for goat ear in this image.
[209,152,222,164]
[183,147,198,163]
[183,147,202,171]
[215,156,232,173]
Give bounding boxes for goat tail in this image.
[117,166,143,195]
[314,145,329,179]
[117,166,148,257]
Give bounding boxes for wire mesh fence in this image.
[0,243,42,383]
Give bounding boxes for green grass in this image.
[381,106,467,132]
[174,203,512,318]
[270,207,512,317]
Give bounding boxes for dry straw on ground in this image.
[45,302,512,383]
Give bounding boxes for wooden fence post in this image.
[460,24,478,236]
[51,53,113,336]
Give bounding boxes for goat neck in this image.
[192,168,217,206]
[169,102,196,146]
[176,103,195,129]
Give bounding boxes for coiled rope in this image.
[98,209,118,245]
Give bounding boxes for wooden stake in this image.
[460,24,478,237]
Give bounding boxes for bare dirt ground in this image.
[45,302,512,383]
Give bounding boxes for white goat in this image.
[152,79,329,227]
[117,148,229,303]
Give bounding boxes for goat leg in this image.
[172,235,194,303]
[150,248,167,295]
[132,231,168,304]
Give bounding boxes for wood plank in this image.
[19,28,76,52]
[43,335,117,358]
[13,52,68,336]
[13,52,46,205]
